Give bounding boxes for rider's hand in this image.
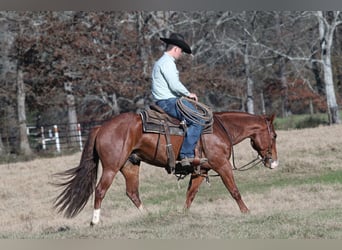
[187,93,198,102]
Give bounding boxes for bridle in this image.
[251,117,276,169]
[215,115,275,171]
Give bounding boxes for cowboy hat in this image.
[160,33,192,54]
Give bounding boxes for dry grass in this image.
[1,124,342,239]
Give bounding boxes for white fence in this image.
[26,122,90,153]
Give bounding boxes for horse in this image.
[53,111,278,225]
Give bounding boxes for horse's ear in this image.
[269,113,276,122]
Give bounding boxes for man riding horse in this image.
[151,33,207,169]
[53,33,279,226]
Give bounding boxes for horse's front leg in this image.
[216,161,249,213]
[120,160,145,212]
[184,173,206,210]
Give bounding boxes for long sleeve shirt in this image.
[151,52,190,101]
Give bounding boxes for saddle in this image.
[140,104,213,135]
[140,104,186,136]
[140,104,213,175]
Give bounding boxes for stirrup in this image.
[176,157,208,166]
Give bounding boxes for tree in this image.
[64,81,79,146]
[0,133,4,156]
[316,11,341,124]
[15,13,39,156]
[16,68,32,155]
[2,10,342,158]
[1,11,34,155]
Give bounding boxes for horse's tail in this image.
[53,126,101,218]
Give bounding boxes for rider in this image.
[151,33,206,168]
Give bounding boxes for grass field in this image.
[1,124,342,239]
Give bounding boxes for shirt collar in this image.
[164,52,175,62]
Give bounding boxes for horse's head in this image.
[250,114,279,169]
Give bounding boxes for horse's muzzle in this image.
[269,159,279,169]
[261,156,279,169]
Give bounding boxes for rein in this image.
[196,154,262,185]
[176,114,267,183]
[214,116,262,172]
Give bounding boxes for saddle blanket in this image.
[140,107,185,136]
[140,104,213,136]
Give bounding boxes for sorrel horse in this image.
[54,111,278,225]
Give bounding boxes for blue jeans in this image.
[156,98,203,159]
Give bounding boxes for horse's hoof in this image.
[241,209,250,214]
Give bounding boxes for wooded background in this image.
[1,11,342,156]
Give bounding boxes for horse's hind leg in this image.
[91,165,119,226]
[120,160,145,212]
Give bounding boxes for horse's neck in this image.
[215,112,260,144]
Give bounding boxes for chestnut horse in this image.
[54,111,278,225]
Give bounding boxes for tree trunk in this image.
[17,69,32,156]
[310,46,325,95]
[244,48,254,114]
[275,12,290,118]
[279,62,290,118]
[318,11,341,124]
[136,12,150,78]
[111,92,121,115]
[0,133,4,156]
[64,81,78,147]
[1,13,17,155]
[309,99,314,115]
[260,92,266,114]
[322,55,340,124]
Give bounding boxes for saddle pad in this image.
[140,109,185,136]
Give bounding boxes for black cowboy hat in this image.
[160,33,192,54]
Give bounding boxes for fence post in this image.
[77,123,83,151]
[54,125,61,153]
[41,126,46,150]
